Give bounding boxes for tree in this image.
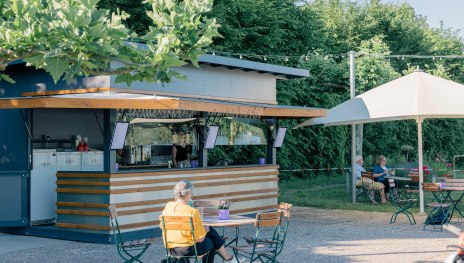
[0,0,220,85]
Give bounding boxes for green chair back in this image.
[159,215,209,263]
[108,205,154,263]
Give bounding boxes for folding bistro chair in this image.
[159,215,210,263]
[230,211,283,263]
[244,203,293,263]
[423,183,451,231]
[108,205,155,263]
[401,170,420,201]
[388,178,417,224]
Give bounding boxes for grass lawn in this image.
[278,173,449,213]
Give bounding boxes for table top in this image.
[202,215,256,227]
[385,175,412,181]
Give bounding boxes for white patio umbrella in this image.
[295,70,464,213]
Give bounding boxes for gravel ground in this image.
[0,207,458,263]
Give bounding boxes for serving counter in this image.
[55,165,279,241]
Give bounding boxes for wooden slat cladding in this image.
[21,87,111,97]
[57,188,279,208]
[55,166,280,234]
[0,97,180,110]
[56,170,278,187]
[56,165,278,179]
[56,203,279,231]
[56,202,109,208]
[56,207,164,217]
[56,222,111,231]
[57,173,111,178]
[57,181,110,186]
[57,178,277,195]
[56,221,158,231]
[56,194,278,218]
[110,165,280,178]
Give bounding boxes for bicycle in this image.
[443,224,464,263]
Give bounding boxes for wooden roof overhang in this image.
[0,91,326,119]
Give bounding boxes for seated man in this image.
[355,155,387,204]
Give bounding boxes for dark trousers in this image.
[378,179,391,193]
[171,227,225,263]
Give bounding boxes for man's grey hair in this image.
[355,155,363,163]
[173,180,193,200]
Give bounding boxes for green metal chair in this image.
[388,179,417,224]
[231,211,283,263]
[159,215,210,263]
[251,203,292,263]
[108,205,155,263]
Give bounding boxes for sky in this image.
[381,0,464,38]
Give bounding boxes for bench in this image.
[356,172,382,203]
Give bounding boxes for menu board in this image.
[110,122,129,150]
[205,125,219,149]
[273,127,287,148]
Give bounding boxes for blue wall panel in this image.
[0,109,29,171]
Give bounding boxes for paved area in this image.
[0,207,459,262]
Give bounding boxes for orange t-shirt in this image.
[161,201,206,248]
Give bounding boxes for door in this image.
[0,109,30,226]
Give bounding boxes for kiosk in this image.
[0,55,325,242]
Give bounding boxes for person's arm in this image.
[373,166,387,178]
[192,209,207,242]
[172,145,178,168]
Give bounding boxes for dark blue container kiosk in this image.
[0,55,325,243]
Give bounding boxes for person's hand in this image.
[203,225,210,232]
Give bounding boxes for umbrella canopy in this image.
[296,70,464,213]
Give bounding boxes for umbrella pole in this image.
[352,125,356,203]
[417,118,425,213]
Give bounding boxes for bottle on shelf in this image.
[83,137,89,151]
[75,135,82,151]
[78,139,84,152]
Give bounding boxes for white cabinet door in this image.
[31,150,57,224]
[57,152,82,171]
[81,151,104,171]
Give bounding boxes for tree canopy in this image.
[4,0,464,171]
[0,0,220,85]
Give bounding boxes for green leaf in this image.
[0,73,16,84]
[44,57,69,83]
[24,54,45,68]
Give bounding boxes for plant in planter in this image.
[216,200,232,220]
[190,155,199,168]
